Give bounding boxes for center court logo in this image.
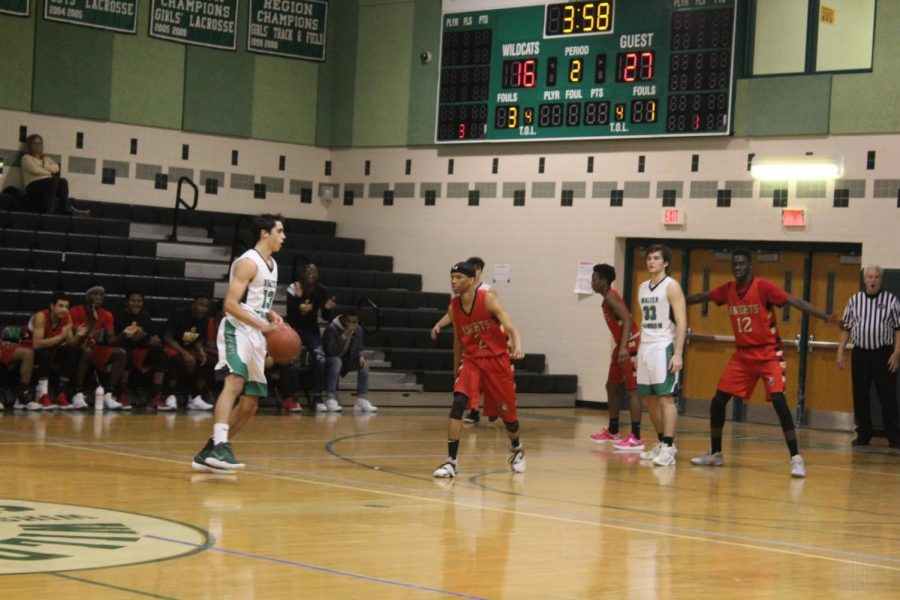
[0,500,209,575]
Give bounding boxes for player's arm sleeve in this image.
[707,283,729,306]
[758,279,790,307]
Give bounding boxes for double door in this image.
[627,244,858,418]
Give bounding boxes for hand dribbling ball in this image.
[265,324,302,364]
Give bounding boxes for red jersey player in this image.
[686,248,838,477]
[68,286,128,409]
[433,262,525,479]
[587,264,644,449]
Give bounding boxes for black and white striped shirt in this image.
[842,290,900,350]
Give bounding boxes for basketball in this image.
[265,324,302,364]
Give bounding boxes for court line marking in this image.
[50,572,179,599]
[144,535,488,600]
[43,440,900,574]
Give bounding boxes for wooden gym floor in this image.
[0,406,897,599]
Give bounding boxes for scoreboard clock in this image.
[435,0,741,143]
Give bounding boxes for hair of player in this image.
[192,293,213,302]
[125,290,144,300]
[252,213,284,241]
[466,256,486,271]
[646,243,672,264]
[342,307,359,318]
[50,291,68,306]
[732,247,752,261]
[592,263,616,284]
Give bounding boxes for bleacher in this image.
[0,201,577,400]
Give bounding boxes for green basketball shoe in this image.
[205,442,246,470]
[191,439,233,474]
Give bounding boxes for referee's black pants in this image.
[851,346,899,442]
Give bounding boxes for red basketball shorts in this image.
[0,341,21,365]
[89,346,117,372]
[454,354,517,422]
[717,350,785,401]
[606,338,638,391]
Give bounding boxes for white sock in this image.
[213,423,229,445]
[37,379,49,396]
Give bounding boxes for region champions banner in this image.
[0,0,29,17]
[43,0,138,32]
[150,0,238,50]
[247,0,327,61]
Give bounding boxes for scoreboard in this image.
[435,0,740,143]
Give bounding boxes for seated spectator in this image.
[24,291,89,409]
[69,286,127,409]
[281,263,335,412]
[1,339,36,411]
[322,308,377,413]
[152,295,214,412]
[20,134,88,216]
[114,291,167,410]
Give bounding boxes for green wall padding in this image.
[830,0,900,134]
[252,55,318,144]
[110,5,184,129]
[407,0,441,146]
[352,1,413,146]
[0,13,35,111]
[734,75,831,136]
[316,0,358,147]
[182,35,254,137]
[32,18,113,120]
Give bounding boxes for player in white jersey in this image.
[634,244,687,467]
[192,214,286,473]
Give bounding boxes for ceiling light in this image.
[750,156,843,181]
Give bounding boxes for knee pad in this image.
[770,393,795,430]
[504,420,519,434]
[449,393,468,420]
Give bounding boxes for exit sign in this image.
[663,208,685,226]
[782,208,806,228]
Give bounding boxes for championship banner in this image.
[247,0,327,61]
[44,0,138,32]
[0,0,29,17]
[149,0,238,50]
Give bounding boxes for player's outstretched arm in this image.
[668,281,687,372]
[685,290,712,305]
[486,294,523,359]
[786,295,838,324]
[225,259,273,333]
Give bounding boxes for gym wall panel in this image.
[352,0,414,147]
[315,0,358,148]
[406,0,441,146]
[733,75,831,137]
[830,0,900,134]
[183,42,254,137]
[32,18,113,120]
[0,13,34,111]
[110,5,184,129]
[251,55,318,145]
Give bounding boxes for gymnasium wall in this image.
[0,1,321,143]
[1,1,899,403]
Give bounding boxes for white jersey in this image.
[230,249,278,323]
[638,276,676,345]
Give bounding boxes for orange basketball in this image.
[265,324,302,364]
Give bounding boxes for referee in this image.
[836,265,900,448]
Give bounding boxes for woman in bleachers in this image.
[20,134,89,216]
